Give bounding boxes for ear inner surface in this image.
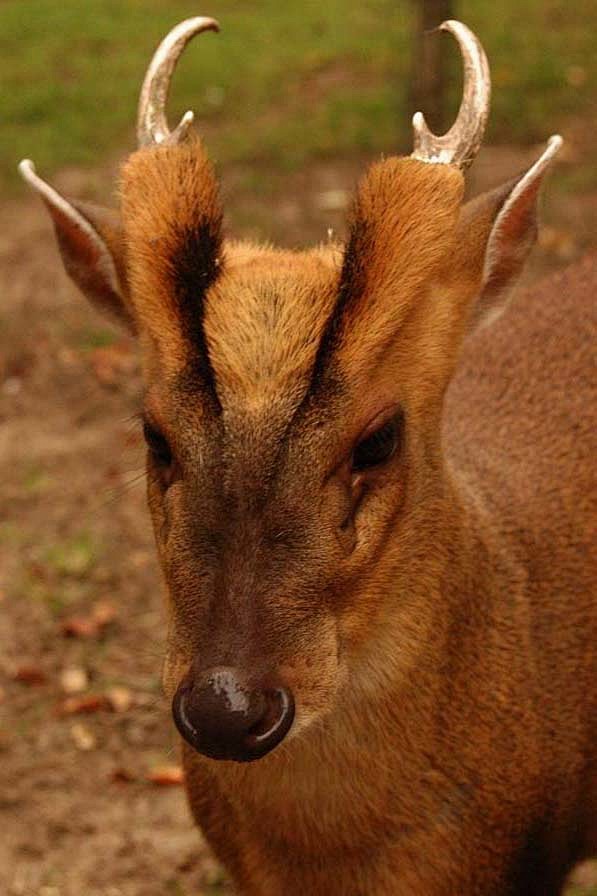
[468,135,563,330]
[18,160,133,331]
[483,136,563,287]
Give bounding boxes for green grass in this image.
[75,326,119,350]
[12,531,101,615]
[1,0,596,192]
[22,463,53,494]
[44,532,97,578]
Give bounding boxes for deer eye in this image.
[351,411,402,473]
[143,421,173,467]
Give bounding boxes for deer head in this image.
[20,18,562,763]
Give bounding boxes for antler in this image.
[411,20,491,170]
[137,16,220,148]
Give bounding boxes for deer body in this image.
[177,250,596,896]
[20,16,596,896]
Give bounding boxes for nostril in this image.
[172,681,200,744]
[247,691,281,739]
[245,687,294,751]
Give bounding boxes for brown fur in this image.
[28,137,596,895]
[119,141,223,372]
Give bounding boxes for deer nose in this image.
[172,666,295,762]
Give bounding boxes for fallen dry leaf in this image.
[111,767,137,784]
[13,665,47,686]
[60,666,89,694]
[105,686,133,713]
[56,694,111,716]
[89,341,137,386]
[70,723,96,751]
[92,600,117,627]
[58,347,80,368]
[60,599,117,639]
[60,616,97,638]
[146,765,184,787]
[176,853,200,874]
[57,686,137,716]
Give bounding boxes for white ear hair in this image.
[465,134,563,333]
[19,159,121,298]
[482,135,563,288]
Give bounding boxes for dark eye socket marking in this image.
[142,420,173,467]
[351,410,403,474]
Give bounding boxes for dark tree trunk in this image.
[410,0,455,136]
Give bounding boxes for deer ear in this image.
[459,136,563,331]
[19,160,135,333]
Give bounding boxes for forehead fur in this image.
[119,140,222,367]
[315,157,465,381]
[120,146,465,417]
[205,245,340,411]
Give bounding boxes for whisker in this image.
[94,470,147,511]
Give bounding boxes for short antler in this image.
[411,20,491,170]
[137,16,220,148]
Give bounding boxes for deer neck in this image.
[209,464,518,850]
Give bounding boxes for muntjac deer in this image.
[20,16,596,896]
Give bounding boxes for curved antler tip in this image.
[187,15,220,33]
[18,159,39,185]
[540,135,564,166]
[171,110,196,143]
[18,158,52,199]
[137,16,221,148]
[439,20,473,39]
[410,19,490,169]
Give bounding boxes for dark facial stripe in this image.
[170,214,224,409]
[310,216,373,389]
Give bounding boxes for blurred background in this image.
[1,2,596,894]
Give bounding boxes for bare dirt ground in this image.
[1,142,596,895]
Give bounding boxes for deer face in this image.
[21,17,561,762]
[140,243,350,759]
[120,141,469,760]
[141,248,443,760]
